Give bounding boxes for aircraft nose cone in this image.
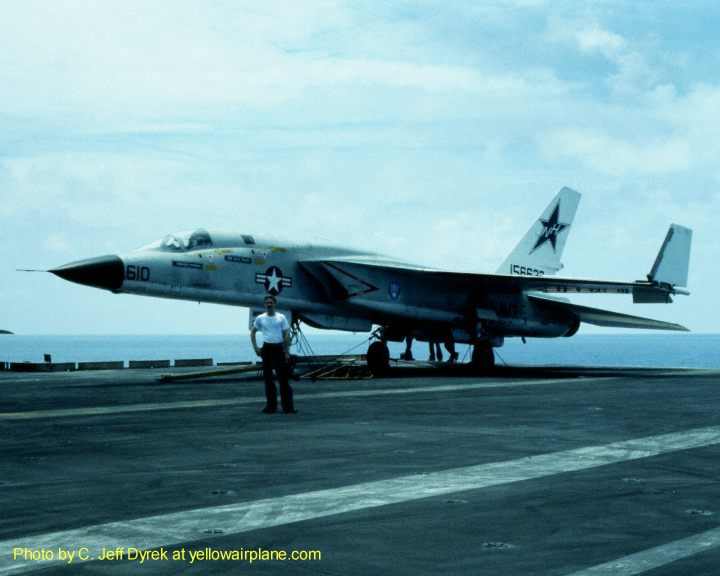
[50,255,124,291]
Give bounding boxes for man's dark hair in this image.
[264,294,277,304]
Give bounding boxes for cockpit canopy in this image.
[140,229,214,252]
[138,229,257,252]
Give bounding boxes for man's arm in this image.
[250,327,261,356]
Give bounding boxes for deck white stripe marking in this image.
[0,377,611,420]
[2,425,720,574]
[565,526,720,575]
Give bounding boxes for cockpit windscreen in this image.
[140,229,213,252]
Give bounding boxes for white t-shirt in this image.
[253,312,289,344]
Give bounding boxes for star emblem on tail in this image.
[530,203,568,254]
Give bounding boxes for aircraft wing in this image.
[299,256,684,302]
[527,294,689,331]
[301,224,691,305]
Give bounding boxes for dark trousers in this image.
[261,344,294,411]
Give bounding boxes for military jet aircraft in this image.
[46,187,692,375]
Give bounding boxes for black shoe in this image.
[262,406,277,414]
[283,408,298,414]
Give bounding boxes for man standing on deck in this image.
[250,295,297,414]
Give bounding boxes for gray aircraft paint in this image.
[48,189,692,348]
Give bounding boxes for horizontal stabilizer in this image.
[529,295,688,331]
[648,224,692,287]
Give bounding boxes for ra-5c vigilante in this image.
[44,188,692,375]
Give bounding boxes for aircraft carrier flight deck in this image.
[2,364,720,575]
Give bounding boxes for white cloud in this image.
[0,1,578,124]
[575,25,625,57]
[546,17,660,96]
[656,84,720,161]
[540,129,690,176]
[539,80,720,179]
[608,51,659,95]
[0,0,348,113]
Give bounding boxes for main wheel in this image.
[471,344,495,374]
[367,341,390,377]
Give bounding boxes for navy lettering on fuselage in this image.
[172,261,203,270]
[224,254,252,264]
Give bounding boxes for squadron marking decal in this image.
[388,280,401,300]
[530,203,568,254]
[255,266,292,295]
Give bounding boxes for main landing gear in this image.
[471,342,495,374]
[365,333,496,378]
[367,340,390,377]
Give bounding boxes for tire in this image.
[471,344,495,374]
[367,341,390,377]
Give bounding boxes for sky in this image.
[1,0,718,335]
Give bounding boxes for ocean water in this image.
[1,333,719,369]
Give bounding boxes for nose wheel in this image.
[367,340,390,377]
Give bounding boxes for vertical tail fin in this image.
[497,187,581,276]
[647,224,692,287]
